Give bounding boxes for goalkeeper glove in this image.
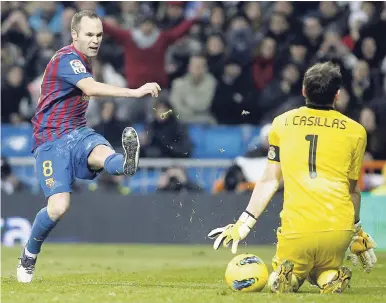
[207,211,256,254]
[349,221,377,273]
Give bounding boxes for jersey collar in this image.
[70,44,89,63]
[306,104,334,111]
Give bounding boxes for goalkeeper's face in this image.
[72,16,103,58]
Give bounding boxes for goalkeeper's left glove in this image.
[349,221,377,273]
[207,211,257,254]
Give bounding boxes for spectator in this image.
[346,60,374,104]
[258,63,302,123]
[287,36,309,71]
[266,13,292,57]
[58,7,77,47]
[318,1,348,35]
[170,54,217,124]
[140,100,193,158]
[243,2,262,33]
[201,5,226,39]
[102,8,204,89]
[157,166,202,192]
[93,101,124,149]
[334,88,361,121]
[1,65,32,124]
[118,1,139,29]
[359,102,386,160]
[1,9,33,67]
[272,2,302,35]
[226,14,254,66]
[205,33,227,80]
[102,8,206,122]
[158,2,185,30]
[166,35,202,85]
[27,30,56,79]
[252,37,276,91]
[302,17,323,56]
[211,60,256,125]
[355,37,381,70]
[28,3,64,34]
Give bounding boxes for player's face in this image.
[73,17,103,58]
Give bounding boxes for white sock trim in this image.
[24,247,37,259]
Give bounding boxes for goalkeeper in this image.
[208,62,377,294]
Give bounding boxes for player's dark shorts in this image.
[33,127,112,198]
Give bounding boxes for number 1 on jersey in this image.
[305,135,318,179]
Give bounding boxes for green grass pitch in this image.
[2,244,386,303]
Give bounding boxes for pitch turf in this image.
[1,244,386,303]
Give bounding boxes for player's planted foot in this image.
[17,249,37,283]
[122,127,140,176]
[320,266,352,294]
[269,260,295,293]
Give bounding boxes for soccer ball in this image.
[225,253,269,292]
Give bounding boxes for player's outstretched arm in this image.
[208,163,281,254]
[76,78,161,98]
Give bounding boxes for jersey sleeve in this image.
[267,118,281,162]
[348,127,367,180]
[57,54,92,86]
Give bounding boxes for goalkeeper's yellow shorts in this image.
[272,230,354,280]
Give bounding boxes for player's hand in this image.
[207,212,256,254]
[135,83,161,98]
[349,222,377,272]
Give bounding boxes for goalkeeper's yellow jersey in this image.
[268,104,367,234]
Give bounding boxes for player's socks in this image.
[26,207,58,255]
[318,267,352,294]
[24,248,37,259]
[104,153,125,175]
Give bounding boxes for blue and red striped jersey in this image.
[31,44,93,151]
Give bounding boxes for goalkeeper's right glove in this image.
[348,221,377,273]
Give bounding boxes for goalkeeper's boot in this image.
[17,249,37,283]
[122,127,140,176]
[269,260,295,293]
[320,266,352,294]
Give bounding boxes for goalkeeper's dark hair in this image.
[302,61,342,106]
[71,10,100,33]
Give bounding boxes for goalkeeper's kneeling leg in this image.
[268,260,303,293]
[310,267,352,294]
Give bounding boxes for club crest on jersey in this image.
[45,178,55,188]
[268,145,280,162]
[268,147,276,160]
[70,60,86,74]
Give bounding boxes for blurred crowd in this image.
[1,1,386,194]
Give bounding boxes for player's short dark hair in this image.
[71,10,100,33]
[302,61,342,105]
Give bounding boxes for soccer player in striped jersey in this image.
[17,10,160,283]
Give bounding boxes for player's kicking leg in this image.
[17,192,70,283]
[88,127,140,177]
